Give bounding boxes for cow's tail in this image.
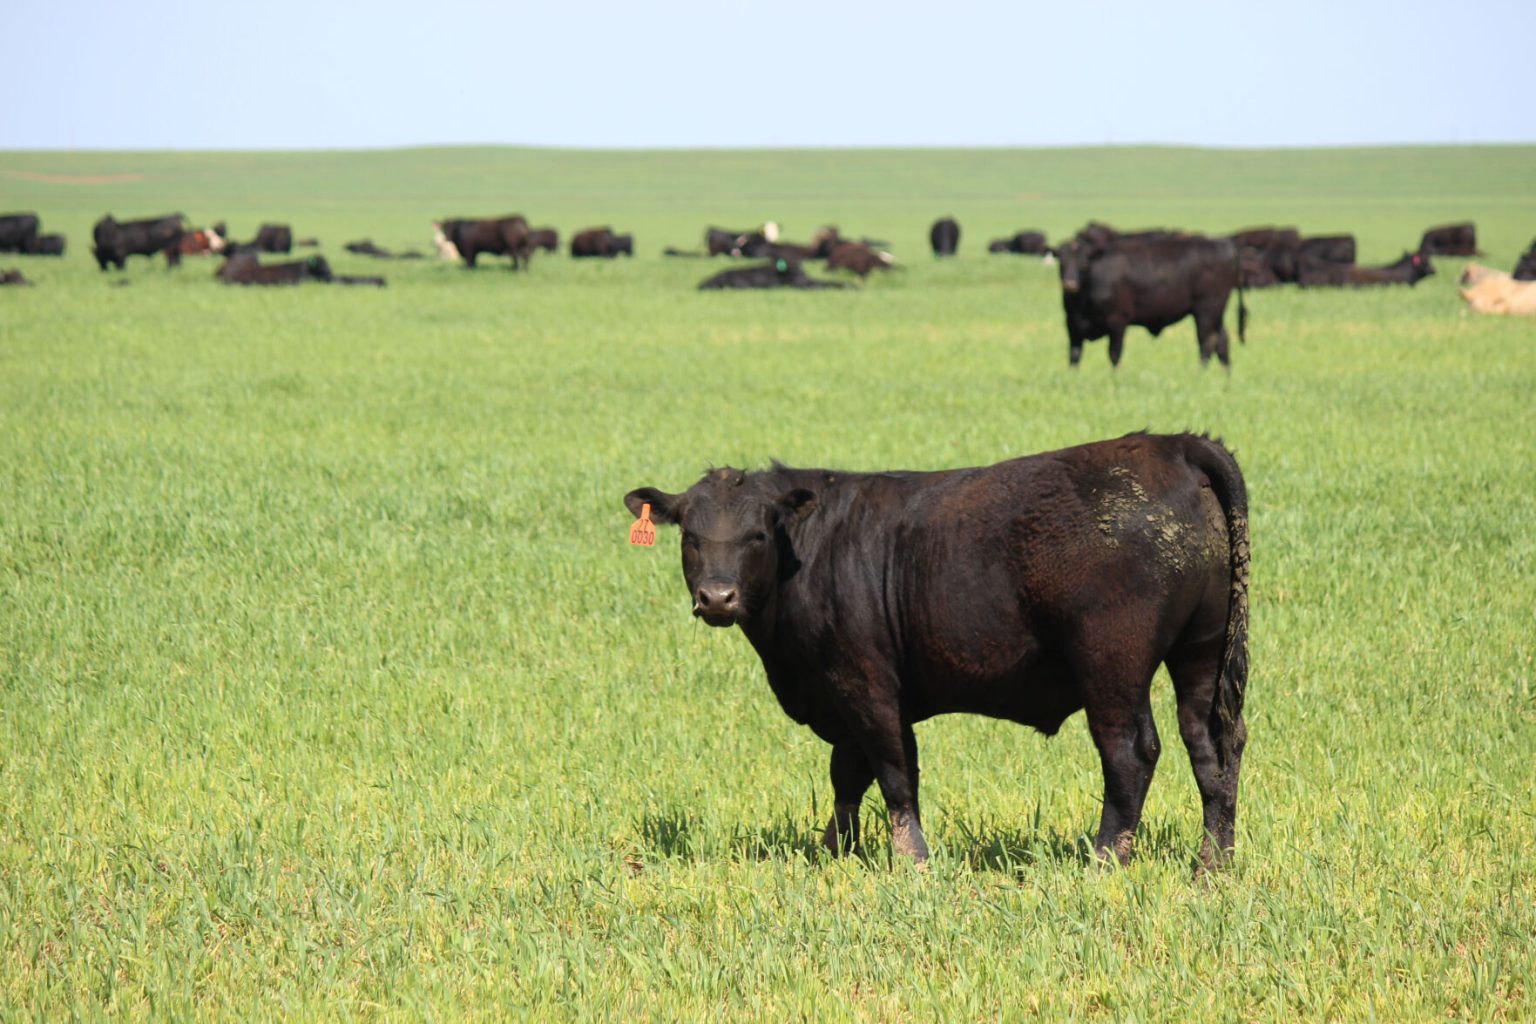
[1184,435,1249,775]
[1234,250,1249,344]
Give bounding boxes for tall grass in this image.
[2,146,1534,1019]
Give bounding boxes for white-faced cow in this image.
[625,433,1250,873]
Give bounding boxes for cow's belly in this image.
[908,647,1082,735]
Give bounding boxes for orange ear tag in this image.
[628,503,657,547]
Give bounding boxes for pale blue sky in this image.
[6,0,1532,150]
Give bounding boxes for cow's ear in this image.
[625,487,681,525]
[777,488,816,521]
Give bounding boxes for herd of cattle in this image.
[5,210,1534,364]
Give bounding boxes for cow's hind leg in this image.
[850,719,928,864]
[1167,640,1245,874]
[1077,644,1162,865]
[822,739,875,857]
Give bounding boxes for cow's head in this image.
[1057,239,1088,293]
[306,255,333,282]
[625,469,815,627]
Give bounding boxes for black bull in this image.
[1059,235,1247,367]
[626,433,1250,872]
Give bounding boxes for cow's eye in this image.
[748,531,768,545]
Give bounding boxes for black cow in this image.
[1297,251,1435,288]
[92,214,187,270]
[529,228,559,253]
[624,433,1250,872]
[697,258,847,290]
[216,251,332,285]
[1058,233,1247,367]
[0,213,41,253]
[440,216,533,269]
[929,217,960,256]
[1297,234,1356,267]
[25,233,66,256]
[1511,242,1536,282]
[706,227,750,256]
[1418,222,1477,257]
[1,268,32,286]
[1229,227,1300,287]
[251,224,293,253]
[571,227,634,258]
[988,230,1049,255]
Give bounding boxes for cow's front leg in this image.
[863,721,928,864]
[822,739,874,857]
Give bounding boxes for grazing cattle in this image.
[624,432,1250,871]
[1297,251,1435,288]
[0,213,41,253]
[1058,233,1247,367]
[825,241,894,278]
[1458,265,1536,315]
[252,224,293,254]
[25,233,66,256]
[988,230,1049,255]
[570,227,634,258]
[216,251,332,285]
[1418,222,1477,257]
[1512,242,1536,282]
[178,227,226,256]
[1,267,33,286]
[697,258,847,290]
[1297,234,1356,267]
[92,214,187,270]
[930,217,960,256]
[440,216,533,269]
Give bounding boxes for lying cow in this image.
[624,432,1250,872]
[1513,243,1536,282]
[217,251,332,285]
[529,228,559,253]
[697,258,847,290]
[440,215,532,269]
[26,233,66,256]
[1459,265,1536,315]
[825,241,894,278]
[0,213,40,253]
[570,227,633,258]
[1058,232,1247,367]
[929,216,960,256]
[178,227,227,256]
[1418,222,1477,257]
[93,214,187,270]
[988,230,1049,255]
[1297,251,1434,288]
[1,267,32,286]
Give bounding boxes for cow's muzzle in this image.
[693,579,743,627]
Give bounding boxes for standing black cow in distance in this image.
[1229,227,1300,287]
[529,227,559,253]
[570,227,634,258]
[1058,232,1247,367]
[929,217,960,256]
[697,257,847,290]
[92,214,187,270]
[440,215,533,269]
[1297,250,1435,288]
[0,213,41,253]
[624,433,1250,872]
[1297,234,1356,267]
[1418,222,1477,257]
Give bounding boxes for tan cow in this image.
[1459,266,1536,315]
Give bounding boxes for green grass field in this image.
[2,146,1534,1020]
